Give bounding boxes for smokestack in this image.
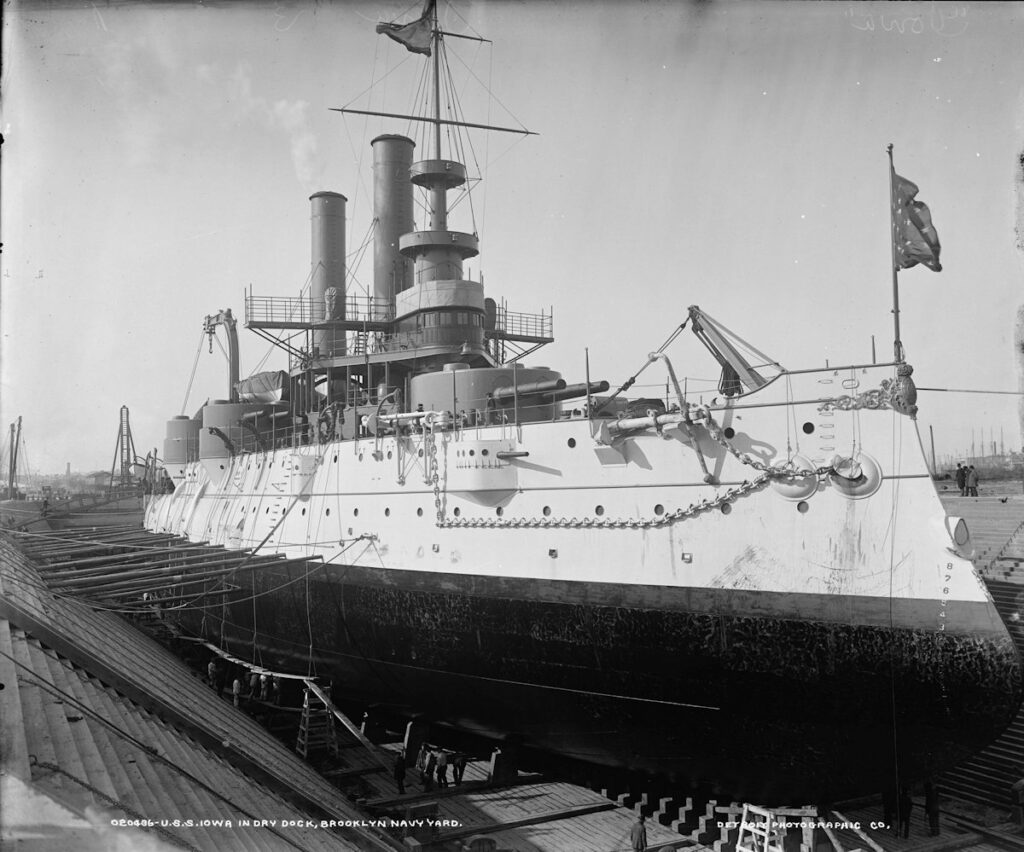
[310,191,347,356]
[372,134,415,310]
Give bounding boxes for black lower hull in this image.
[176,561,1023,803]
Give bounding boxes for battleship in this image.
[143,2,1021,803]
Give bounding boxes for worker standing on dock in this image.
[436,749,449,788]
[424,749,437,790]
[416,743,428,783]
[453,754,467,785]
[630,814,647,851]
[232,673,243,708]
[393,749,406,795]
[966,466,980,497]
[955,463,967,496]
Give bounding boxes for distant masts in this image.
[109,406,137,491]
[7,416,22,500]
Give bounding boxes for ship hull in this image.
[181,560,1021,803]
[147,362,1024,801]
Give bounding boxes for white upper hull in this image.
[147,361,992,633]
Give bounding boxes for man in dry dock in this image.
[436,749,449,788]
[452,753,467,785]
[630,814,647,851]
[424,749,437,791]
[393,749,407,795]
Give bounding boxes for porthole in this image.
[333,454,338,463]
[301,508,306,516]
[219,464,225,470]
[797,501,810,513]
[265,507,270,514]
[387,451,393,460]
[358,453,363,461]
[453,507,461,517]
[543,506,552,517]
[568,438,577,448]
[496,507,504,517]
[353,508,359,517]
[802,422,815,435]
[720,503,732,515]
[385,508,391,517]
[595,505,605,516]
[723,427,736,439]
[654,503,665,516]
[469,450,475,457]
[481,449,489,456]
[418,449,424,457]
[326,508,331,516]
[417,507,423,517]
[252,507,256,513]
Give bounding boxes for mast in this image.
[430,2,446,231]
[432,1,442,160]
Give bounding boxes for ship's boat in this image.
[144,2,1021,803]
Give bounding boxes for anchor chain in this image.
[817,385,890,412]
[816,375,912,415]
[435,473,775,530]
[430,405,827,530]
[425,378,898,529]
[426,425,445,525]
[694,406,835,480]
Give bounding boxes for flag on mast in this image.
[891,169,942,272]
[376,0,435,56]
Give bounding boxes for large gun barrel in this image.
[492,380,609,404]
[542,381,610,403]
[490,378,566,402]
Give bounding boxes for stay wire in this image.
[180,330,207,416]
[885,400,904,806]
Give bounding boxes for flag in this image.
[891,170,942,272]
[376,0,435,56]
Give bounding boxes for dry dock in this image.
[0,526,696,851]
[5,488,1024,851]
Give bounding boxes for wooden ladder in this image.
[295,686,339,760]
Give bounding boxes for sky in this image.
[2,0,1023,474]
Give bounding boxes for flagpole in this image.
[887,143,904,362]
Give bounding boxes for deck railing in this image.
[246,294,394,326]
[492,306,552,340]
